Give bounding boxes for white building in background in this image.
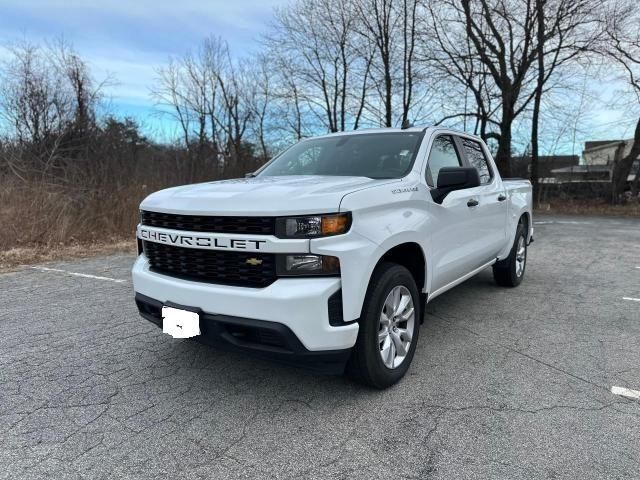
[551,139,638,183]
[581,139,635,166]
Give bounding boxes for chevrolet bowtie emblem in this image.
[245,257,263,266]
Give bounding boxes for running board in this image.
[427,259,497,303]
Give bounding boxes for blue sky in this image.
[0,0,291,139]
[0,0,636,151]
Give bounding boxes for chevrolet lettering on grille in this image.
[139,227,267,251]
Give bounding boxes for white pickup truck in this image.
[132,127,533,388]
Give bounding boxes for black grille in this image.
[143,241,276,288]
[141,210,275,235]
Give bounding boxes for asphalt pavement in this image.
[1,214,639,479]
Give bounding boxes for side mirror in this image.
[431,166,480,204]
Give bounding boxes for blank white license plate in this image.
[162,306,201,339]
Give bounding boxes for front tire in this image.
[493,221,527,287]
[347,263,421,389]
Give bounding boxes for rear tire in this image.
[347,263,421,389]
[493,221,527,287]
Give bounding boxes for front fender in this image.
[312,230,431,322]
[311,230,384,321]
[314,183,433,320]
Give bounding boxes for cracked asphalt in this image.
[1,214,639,479]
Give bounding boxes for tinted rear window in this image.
[460,138,492,184]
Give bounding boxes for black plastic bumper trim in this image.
[134,293,352,373]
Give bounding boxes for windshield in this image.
[258,132,424,179]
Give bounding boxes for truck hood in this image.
[140,175,400,215]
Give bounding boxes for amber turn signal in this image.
[321,214,351,235]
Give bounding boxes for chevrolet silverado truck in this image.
[133,127,533,388]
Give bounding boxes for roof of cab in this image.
[303,126,484,143]
[309,126,426,139]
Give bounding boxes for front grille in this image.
[143,241,276,288]
[141,210,275,235]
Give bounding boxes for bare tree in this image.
[426,3,502,139]
[216,58,254,173]
[0,39,103,178]
[50,38,101,141]
[529,0,601,203]
[266,0,373,133]
[276,65,307,141]
[426,0,599,178]
[246,55,273,162]
[605,0,640,203]
[152,36,255,175]
[353,0,426,127]
[459,0,541,175]
[0,42,67,147]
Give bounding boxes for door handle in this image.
[497,194,507,202]
[467,199,479,207]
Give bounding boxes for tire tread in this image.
[347,262,420,388]
[493,222,526,287]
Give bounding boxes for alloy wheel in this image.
[515,235,526,277]
[378,285,415,369]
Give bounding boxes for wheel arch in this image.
[521,211,533,243]
[367,241,427,323]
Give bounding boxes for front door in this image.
[425,134,485,292]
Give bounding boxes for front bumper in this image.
[131,255,359,352]
[135,293,351,373]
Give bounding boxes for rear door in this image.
[455,136,508,264]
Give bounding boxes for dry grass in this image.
[0,180,147,249]
[0,238,135,272]
[0,157,228,270]
[534,199,640,218]
[0,177,143,270]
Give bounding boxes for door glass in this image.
[426,135,462,187]
[460,138,493,184]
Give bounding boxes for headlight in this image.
[277,254,340,276]
[276,213,351,238]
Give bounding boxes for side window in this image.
[426,135,462,187]
[460,138,493,184]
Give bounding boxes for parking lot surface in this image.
[1,215,639,479]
